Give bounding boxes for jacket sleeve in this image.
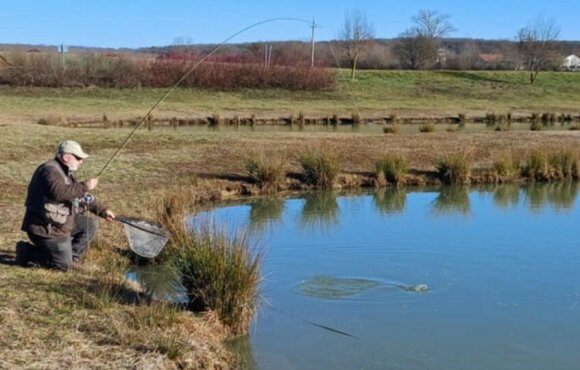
[44,166,87,203]
[88,198,109,218]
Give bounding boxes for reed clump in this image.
[493,152,522,182]
[37,115,67,126]
[530,121,543,131]
[244,152,287,190]
[298,112,305,125]
[383,124,400,134]
[435,152,473,184]
[486,112,497,124]
[520,149,578,181]
[494,123,510,131]
[522,148,580,181]
[548,148,579,180]
[419,123,435,133]
[522,150,549,181]
[297,148,341,188]
[374,154,408,185]
[171,223,262,336]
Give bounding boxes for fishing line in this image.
[269,305,360,340]
[90,14,371,339]
[91,17,318,259]
[97,17,314,179]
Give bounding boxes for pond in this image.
[167,121,575,135]
[193,183,580,370]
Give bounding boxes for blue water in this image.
[196,184,580,370]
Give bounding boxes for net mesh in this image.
[119,216,171,258]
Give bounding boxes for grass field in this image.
[1,70,580,125]
[2,70,580,368]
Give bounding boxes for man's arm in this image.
[44,166,86,202]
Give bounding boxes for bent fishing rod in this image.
[96,17,314,179]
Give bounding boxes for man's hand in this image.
[104,210,116,221]
[84,178,98,191]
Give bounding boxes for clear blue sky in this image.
[1,0,579,48]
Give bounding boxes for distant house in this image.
[479,53,503,63]
[563,55,580,71]
[436,48,447,64]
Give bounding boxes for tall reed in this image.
[297,148,341,188]
[172,223,262,336]
[419,123,435,133]
[522,150,549,181]
[435,152,473,184]
[383,124,400,134]
[548,148,579,180]
[244,152,287,190]
[374,154,408,185]
[493,152,521,182]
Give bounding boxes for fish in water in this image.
[399,284,429,293]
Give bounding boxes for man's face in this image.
[62,153,84,171]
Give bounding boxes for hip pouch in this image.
[44,203,70,225]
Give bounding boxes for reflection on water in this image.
[493,184,520,208]
[126,264,187,305]
[432,186,470,215]
[298,191,339,231]
[525,182,579,211]
[373,187,407,214]
[248,197,285,231]
[227,336,257,370]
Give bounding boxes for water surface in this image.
[197,184,580,370]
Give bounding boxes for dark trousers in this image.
[27,214,98,271]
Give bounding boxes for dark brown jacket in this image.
[21,158,108,238]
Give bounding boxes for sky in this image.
[1,0,579,49]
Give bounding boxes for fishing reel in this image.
[72,193,94,212]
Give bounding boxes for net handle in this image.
[116,216,170,238]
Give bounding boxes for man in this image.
[18,140,115,270]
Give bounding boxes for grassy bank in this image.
[1,70,580,125]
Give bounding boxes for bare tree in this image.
[395,10,455,69]
[517,15,561,84]
[456,41,481,70]
[339,8,375,80]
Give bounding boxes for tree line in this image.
[337,9,566,83]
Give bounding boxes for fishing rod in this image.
[97,17,314,179]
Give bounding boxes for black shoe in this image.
[15,241,32,267]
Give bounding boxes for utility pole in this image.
[60,44,66,69]
[310,18,317,67]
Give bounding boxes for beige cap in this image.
[57,140,89,159]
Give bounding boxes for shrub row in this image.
[0,52,336,90]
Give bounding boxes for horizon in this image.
[1,1,580,49]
